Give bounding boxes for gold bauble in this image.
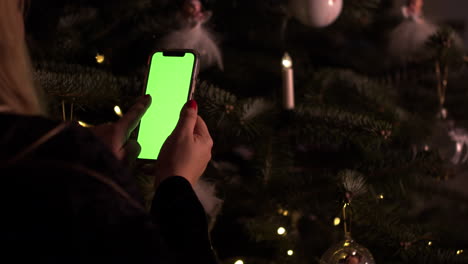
[320,235,375,264]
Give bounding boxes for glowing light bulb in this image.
[283,210,289,216]
[287,250,294,256]
[78,121,92,128]
[378,194,384,200]
[114,105,123,117]
[457,250,464,255]
[334,217,341,226]
[234,260,244,264]
[95,53,105,64]
[428,241,433,246]
[277,227,286,235]
[282,53,293,68]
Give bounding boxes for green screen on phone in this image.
[137,51,196,160]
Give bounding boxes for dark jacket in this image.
[0,113,217,264]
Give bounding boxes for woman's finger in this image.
[116,95,152,138]
[174,100,198,136]
[120,140,142,164]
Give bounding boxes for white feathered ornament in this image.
[158,0,223,70]
[388,0,463,62]
[388,0,437,62]
[193,179,223,231]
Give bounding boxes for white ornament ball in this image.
[288,0,343,28]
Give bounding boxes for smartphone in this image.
[137,50,199,160]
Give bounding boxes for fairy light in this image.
[114,105,124,117]
[428,241,433,246]
[378,194,384,200]
[78,121,93,128]
[283,210,289,216]
[282,53,293,68]
[287,250,294,256]
[457,250,464,255]
[234,260,244,264]
[334,217,341,226]
[277,227,286,235]
[95,53,105,64]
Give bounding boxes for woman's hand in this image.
[155,100,213,187]
[91,95,152,163]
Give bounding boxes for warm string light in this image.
[277,227,286,236]
[428,241,433,246]
[378,194,384,200]
[234,260,244,264]
[95,53,105,64]
[114,105,124,117]
[278,208,289,216]
[282,54,292,68]
[334,217,341,226]
[457,250,464,255]
[78,121,93,128]
[287,250,294,256]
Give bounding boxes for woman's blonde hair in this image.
[0,0,44,115]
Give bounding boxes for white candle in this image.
[282,53,295,110]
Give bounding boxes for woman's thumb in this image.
[174,100,198,135]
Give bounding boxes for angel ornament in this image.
[388,0,437,62]
[158,0,223,70]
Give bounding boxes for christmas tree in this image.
[26,0,468,263]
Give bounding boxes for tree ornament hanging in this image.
[422,30,468,166]
[288,0,343,28]
[429,112,468,166]
[388,0,464,62]
[157,0,223,70]
[388,0,436,62]
[320,235,375,264]
[320,172,375,264]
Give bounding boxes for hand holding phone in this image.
[154,100,213,187]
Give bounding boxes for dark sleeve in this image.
[1,117,217,263]
[151,177,218,264]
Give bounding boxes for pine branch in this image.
[34,62,142,121]
[196,82,276,143]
